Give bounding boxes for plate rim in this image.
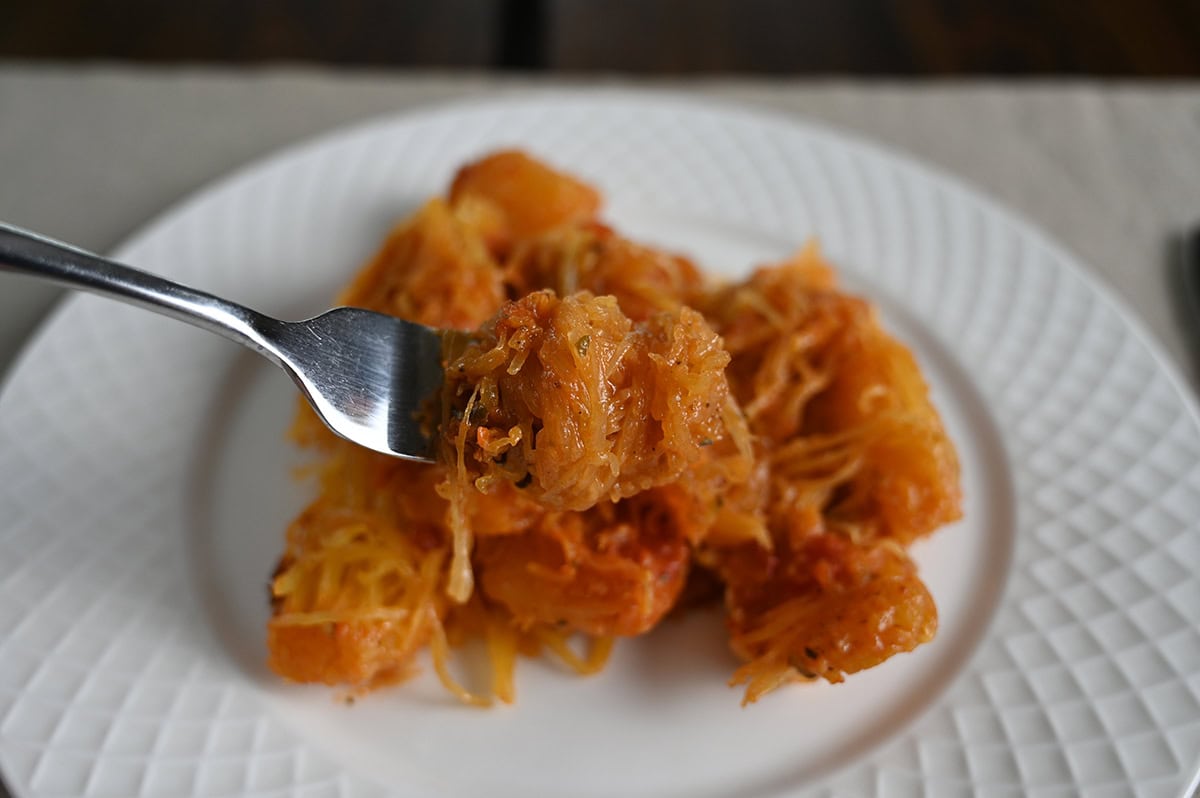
[2,88,1198,796]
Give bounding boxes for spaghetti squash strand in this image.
[266,150,962,707]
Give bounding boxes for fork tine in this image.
[271,308,444,462]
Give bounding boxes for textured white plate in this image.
[2,94,1199,798]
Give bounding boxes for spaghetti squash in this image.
[268,150,962,706]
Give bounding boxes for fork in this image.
[0,222,443,462]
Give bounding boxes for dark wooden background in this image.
[3,0,1200,75]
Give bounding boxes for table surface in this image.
[1,65,1199,798]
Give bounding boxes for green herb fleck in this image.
[575,335,590,357]
[699,438,714,447]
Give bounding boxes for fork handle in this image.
[0,222,285,364]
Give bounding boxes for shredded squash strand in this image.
[267,150,962,706]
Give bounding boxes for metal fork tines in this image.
[0,222,444,461]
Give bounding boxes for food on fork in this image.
[267,150,962,705]
[438,290,739,513]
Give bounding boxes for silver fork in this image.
[0,222,442,462]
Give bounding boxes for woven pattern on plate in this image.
[1,96,1198,797]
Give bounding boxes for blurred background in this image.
[4,0,1200,76]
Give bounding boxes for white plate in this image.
[2,94,1199,798]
